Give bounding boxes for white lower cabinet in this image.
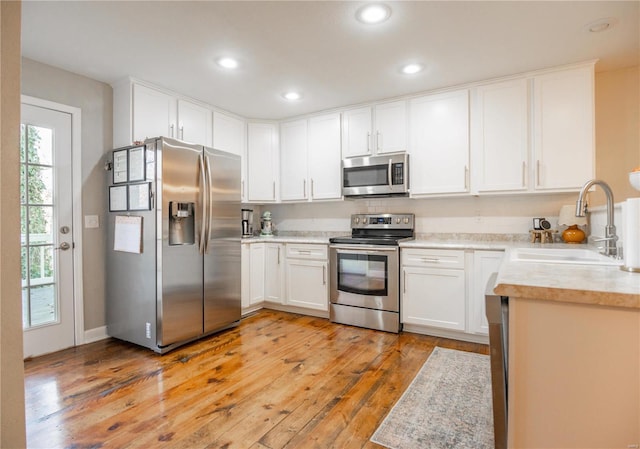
[265,243,285,304]
[401,247,502,342]
[285,244,328,311]
[249,243,265,306]
[469,250,504,335]
[241,243,251,310]
[401,249,466,331]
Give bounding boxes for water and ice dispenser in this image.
[169,202,195,245]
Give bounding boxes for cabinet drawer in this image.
[286,244,328,260]
[401,248,465,269]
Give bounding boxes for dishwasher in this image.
[485,272,509,449]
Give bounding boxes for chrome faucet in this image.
[575,179,618,257]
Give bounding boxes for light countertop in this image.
[241,233,640,309]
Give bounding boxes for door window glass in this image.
[21,124,58,329]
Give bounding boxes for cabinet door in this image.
[285,259,328,311]
[241,243,251,310]
[177,99,212,146]
[213,112,246,201]
[308,113,342,200]
[265,243,285,304]
[249,243,265,306]
[280,120,309,201]
[410,90,470,195]
[533,66,594,190]
[375,100,407,154]
[474,79,529,193]
[247,123,278,202]
[402,266,465,330]
[341,107,372,158]
[470,251,504,335]
[132,84,176,142]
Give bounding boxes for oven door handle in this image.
[331,245,399,253]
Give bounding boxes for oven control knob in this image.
[354,217,359,224]
[396,217,401,224]
[403,217,409,224]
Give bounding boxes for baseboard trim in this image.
[84,326,109,344]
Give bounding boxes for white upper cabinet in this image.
[374,100,408,154]
[247,122,279,202]
[177,99,212,146]
[410,89,470,195]
[132,84,177,144]
[307,113,342,200]
[341,107,372,158]
[213,112,244,156]
[213,112,247,202]
[280,119,309,201]
[341,102,408,158]
[532,65,594,190]
[472,79,529,193]
[279,113,342,202]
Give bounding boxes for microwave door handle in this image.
[388,159,392,187]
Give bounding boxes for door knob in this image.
[56,242,71,251]
[60,225,70,234]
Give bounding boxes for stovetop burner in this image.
[329,213,415,246]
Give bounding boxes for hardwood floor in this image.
[24,310,488,449]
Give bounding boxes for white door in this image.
[21,103,75,358]
[308,113,342,200]
[280,119,308,201]
[374,100,407,154]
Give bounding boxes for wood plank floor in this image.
[24,310,489,449]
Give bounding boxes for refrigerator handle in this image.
[205,154,213,253]
[198,153,208,255]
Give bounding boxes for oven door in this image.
[329,244,399,311]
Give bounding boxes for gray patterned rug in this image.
[371,347,494,449]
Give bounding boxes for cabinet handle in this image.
[377,131,382,152]
[272,181,276,199]
[170,124,175,138]
[277,246,280,265]
[367,132,371,153]
[536,160,541,187]
[464,165,469,190]
[299,250,312,255]
[323,265,326,285]
[421,257,440,263]
[180,125,184,140]
[403,269,406,294]
[241,180,244,198]
[311,178,314,198]
[522,161,526,188]
[303,179,306,198]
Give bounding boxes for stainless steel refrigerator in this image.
[106,137,241,353]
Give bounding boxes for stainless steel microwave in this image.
[342,153,409,198]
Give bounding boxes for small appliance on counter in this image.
[260,211,274,237]
[242,208,254,237]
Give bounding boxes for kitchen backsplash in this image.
[262,193,581,236]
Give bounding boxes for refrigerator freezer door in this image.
[158,138,205,347]
[203,147,241,333]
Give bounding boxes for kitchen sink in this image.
[509,247,623,266]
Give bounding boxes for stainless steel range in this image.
[329,213,414,333]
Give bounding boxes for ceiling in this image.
[21,1,639,120]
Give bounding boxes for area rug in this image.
[371,347,494,449]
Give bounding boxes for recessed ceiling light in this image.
[585,17,618,33]
[217,57,239,69]
[356,3,391,24]
[283,92,302,101]
[401,63,424,75]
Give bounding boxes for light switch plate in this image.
[84,215,99,229]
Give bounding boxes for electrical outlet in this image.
[84,215,99,229]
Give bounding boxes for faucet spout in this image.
[575,179,617,257]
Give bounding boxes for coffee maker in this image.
[241,209,253,237]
